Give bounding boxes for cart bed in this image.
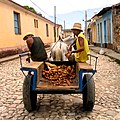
[21,61,93,91]
[37,61,79,90]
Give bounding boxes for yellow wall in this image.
[0,0,62,49]
[92,24,96,43]
[90,16,98,44]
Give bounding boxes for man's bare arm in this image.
[72,37,84,53]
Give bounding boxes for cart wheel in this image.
[82,74,95,111]
[23,74,37,112]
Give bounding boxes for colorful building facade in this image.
[89,2,120,53]
[0,0,62,57]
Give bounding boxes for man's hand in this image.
[65,51,72,59]
[26,57,30,63]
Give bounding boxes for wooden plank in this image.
[22,62,43,69]
[22,62,43,86]
[36,85,79,90]
[78,62,93,70]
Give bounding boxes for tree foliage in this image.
[24,6,37,14]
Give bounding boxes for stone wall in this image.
[113,14,120,53]
[0,46,28,58]
[0,44,50,58]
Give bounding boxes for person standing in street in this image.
[66,23,90,63]
[23,32,47,61]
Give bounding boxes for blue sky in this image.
[13,0,120,15]
[12,0,120,29]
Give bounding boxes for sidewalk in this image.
[89,45,120,60]
[0,47,50,64]
[0,46,120,64]
[0,54,19,63]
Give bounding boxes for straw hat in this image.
[71,23,83,31]
[23,32,34,40]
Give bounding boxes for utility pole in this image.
[64,20,65,30]
[54,6,56,42]
[85,10,87,39]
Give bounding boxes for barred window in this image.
[46,24,49,37]
[14,12,21,34]
[34,19,38,28]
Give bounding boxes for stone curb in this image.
[90,47,120,60]
[0,55,19,64]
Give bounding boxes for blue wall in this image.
[102,10,113,44]
[96,9,113,47]
[96,17,103,47]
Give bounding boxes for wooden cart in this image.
[19,53,98,112]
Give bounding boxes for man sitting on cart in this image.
[23,32,48,61]
[66,23,90,63]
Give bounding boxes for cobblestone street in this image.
[0,51,120,120]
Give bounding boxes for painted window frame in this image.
[46,24,49,37]
[13,11,21,34]
[34,19,38,28]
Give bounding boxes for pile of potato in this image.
[42,63,76,86]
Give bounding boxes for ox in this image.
[49,36,75,61]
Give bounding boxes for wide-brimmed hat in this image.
[23,32,34,40]
[71,23,83,31]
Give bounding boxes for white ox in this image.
[49,36,75,61]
